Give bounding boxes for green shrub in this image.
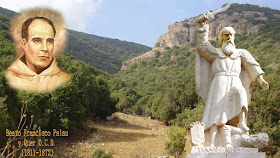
[129,63,137,70]
[190,40,196,47]
[154,42,160,47]
[92,149,112,158]
[116,97,130,111]
[183,23,190,28]
[155,50,161,58]
[173,101,204,128]
[164,46,171,50]
[133,104,144,115]
[147,58,157,68]
[248,19,266,25]
[89,127,98,133]
[165,126,187,158]
[232,19,238,23]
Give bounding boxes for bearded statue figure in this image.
[195,14,269,149]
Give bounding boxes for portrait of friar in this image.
[5,8,70,93]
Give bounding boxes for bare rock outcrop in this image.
[121,50,155,70]
[155,10,270,48]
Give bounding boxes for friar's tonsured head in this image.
[22,17,56,40]
[10,8,66,58]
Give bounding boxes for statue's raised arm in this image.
[196,14,209,43]
[195,14,218,62]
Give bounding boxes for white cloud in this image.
[0,0,103,31]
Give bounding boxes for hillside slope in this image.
[66,30,151,74]
[0,7,151,74]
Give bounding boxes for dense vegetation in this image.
[0,7,17,18]
[0,7,151,74]
[111,43,200,123]
[221,3,280,19]
[66,30,151,74]
[0,12,115,149]
[111,10,280,157]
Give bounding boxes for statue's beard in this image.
[222,41,236,56]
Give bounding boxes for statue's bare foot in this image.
[238,122,249,132]
[210,144,216,150]
[226,144,233,152]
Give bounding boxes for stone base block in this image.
[191,146,259,153]
[187,152,265,158]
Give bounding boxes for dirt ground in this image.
[54,112,192,158]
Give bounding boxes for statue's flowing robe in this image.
[195,24,264,146]
[5,55,70,93]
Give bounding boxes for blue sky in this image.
[1,0,280,47]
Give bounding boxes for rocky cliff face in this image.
[122,3,280,69]
[121,50,155,70]
[155,10,277,48]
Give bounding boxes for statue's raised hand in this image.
[196,14,209,26]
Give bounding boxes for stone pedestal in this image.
[187,152,265,158]
[187,147,265,158]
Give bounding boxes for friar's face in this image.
[223,32,235,45]
[221,30,236,55]
[22,19,54,74]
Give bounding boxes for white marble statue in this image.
[195,14,269,149]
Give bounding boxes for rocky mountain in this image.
[0,7,151,74]
[155,3,280,48]
[122,3,280,69]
